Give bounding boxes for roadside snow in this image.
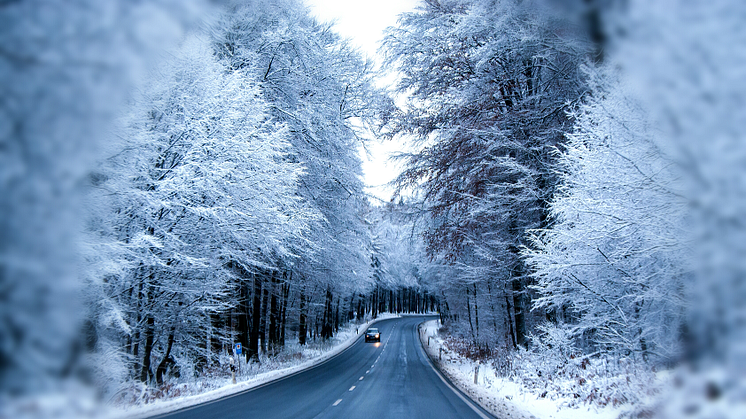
[418,320,626,419]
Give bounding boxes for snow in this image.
[418,320,626,419]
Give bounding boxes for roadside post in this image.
[233,343,242,383]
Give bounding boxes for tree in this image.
[211,0,378,344]
[85,32,312,386]
[380,0,589,348]
[524,67,689,362]
[525,0,746,378]
[0,0,210,397]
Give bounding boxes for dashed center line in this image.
[359,376,364,381]
[349,386,356,391]
[333,399,342,406]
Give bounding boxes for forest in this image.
[1,0,743,417]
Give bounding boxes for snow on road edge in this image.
[418,319,624,419]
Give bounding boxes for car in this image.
[364,327,380,342]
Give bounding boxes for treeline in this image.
[381,0,591,352]
[382,0,742,381]
[0,0,438,399]
[77,0,417,395]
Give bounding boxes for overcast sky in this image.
[304,0,420,203]
[304,0,419,58]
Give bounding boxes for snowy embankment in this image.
[418,320,627,419]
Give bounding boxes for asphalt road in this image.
[155,316,494,419]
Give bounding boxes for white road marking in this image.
[366,370,370,374]
[333,399,342,406]
[349,386,356,391]
[359,376,364,381]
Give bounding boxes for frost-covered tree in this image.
[524,67,689,362]
[367,202,437,316]
[0,0,209,397]
[381,0,590,348]
[211,0,379,345]
[84,32,312,389]
[525,0,746,402]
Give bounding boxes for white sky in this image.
[304,0,420,203]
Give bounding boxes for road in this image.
[155,315,494,419]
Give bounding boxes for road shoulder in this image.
[418,319,538,419]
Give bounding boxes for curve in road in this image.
[154,316,494,419]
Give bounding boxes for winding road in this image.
[155,316,494,419]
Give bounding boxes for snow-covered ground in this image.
[418,319,628,419]
[0,314,400,419]
[419,320,746,419]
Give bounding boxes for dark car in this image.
[364,327,380,342]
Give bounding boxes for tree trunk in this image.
[378,287,385,315]
[512,278,526,348]
[466,287,476,346]
[356,294,363,321]
[131,273,145,378]
[280,279,290,347]
[212,313,224,354]
[140,315,155,383]
[259,273,270,354]
[299,284,308,345]
[238,275,250,363]
[371,287,378,319]
[334,297,340,333]
[321,288,334,339]
[505,295,517,349]
[440,292,450,324]
[348,292,356,321]
[473,283,480,344]
[155,326,176,386]
[269,272,279,356]
[486,279,499,338]
[249,272,262,362]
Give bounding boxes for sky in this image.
[304,0,420,203]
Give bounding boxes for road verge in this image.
[418,319,536,419]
